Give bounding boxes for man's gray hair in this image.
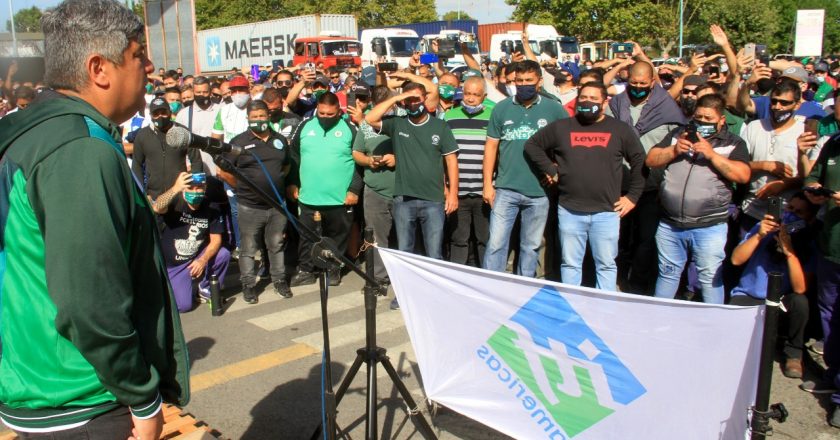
[41,0,144,91]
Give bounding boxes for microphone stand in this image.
[212,154,437,440]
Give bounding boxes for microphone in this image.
[165,125,241,156]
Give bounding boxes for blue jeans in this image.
[816,256,840,404]
[654,222,727,304]
[483,188,549,277]
[557,205,620,290]
[393,196,445,259]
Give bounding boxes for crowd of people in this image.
[1,0,840,437]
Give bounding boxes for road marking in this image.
[190,343,318,392]
[221,283,321,313]
[247,292,363,331]
[292,311,405,351]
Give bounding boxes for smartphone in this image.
[805,118,819,136]
[756,45,770,66]
[708,65,720,76]
[685,121,699,143]
[190,172,207,185]
[420,53,439,64]
[612,43,634,54]
[348,94,357,108]
[372,155,383,163]
[768,197,783,223]
[804,186,837,197]
[377,62,398,72]
[744,43,756,62]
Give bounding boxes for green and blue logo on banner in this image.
[480,287,646,438]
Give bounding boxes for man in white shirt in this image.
[175,76,220,175]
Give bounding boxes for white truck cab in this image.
[489,24,578,64]
[359,28,421,69]
[418,30,480,66]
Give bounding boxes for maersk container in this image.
[383,20,479,41]
[196,14,358,73]
[144,0,198,74]
[478,22,525,53]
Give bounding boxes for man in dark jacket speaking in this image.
[645,94,751,304]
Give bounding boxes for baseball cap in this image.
[349,82,371,97]
[149,97,169,113]
[781,66,809,83]
[228,75,249,88]
[683,75,707,87]
[815,61,830,73]
[313,75,330,87]
[460,69,483,81]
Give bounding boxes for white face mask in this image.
[505,84,516,96]
[252,92,264,100]
[232,93,250,109]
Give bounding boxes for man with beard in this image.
[525,82,645,290]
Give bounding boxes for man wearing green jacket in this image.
[0,1,190,439]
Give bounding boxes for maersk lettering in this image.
[224,33,297,60]
[570,132,611,148]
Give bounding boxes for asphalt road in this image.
[173,264,837,440]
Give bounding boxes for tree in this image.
[442,10,475,21]
[5,6,42,33]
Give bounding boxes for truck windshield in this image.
[322,41,361,56]
[560,41,579,54]
[463,42,480,54]
[388,37,421,56]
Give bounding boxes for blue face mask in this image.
[169,101,182,114]
[515,84,538,102]
[184,191,204,205]
[462,103,484,115]
[694,120,718,139]
[782,211,807,234]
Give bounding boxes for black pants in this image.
[729,294,810,359]
[618,190,660,294]
[16,406,132,439]
[448,195,490,266]
[298,203,354,272]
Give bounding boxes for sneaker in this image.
[390,297,400,310]
[242,285,258,304]
[328,268,341,287]
[290,271,318,287]
[782,358,803,379]
[231,247,240,260]
[800,379,838,394]
[274,280,293,298]
[831,405,840,429]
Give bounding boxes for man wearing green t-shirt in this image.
[366,82,459,265]
[482,60,569,277]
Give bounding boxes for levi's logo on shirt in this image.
[571,132,611,148]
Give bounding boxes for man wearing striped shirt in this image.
[445,77,495,265]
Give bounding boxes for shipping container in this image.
[385,20,479,39]
[196,14,357,73]
[144,0,197,74]
[478,22,524,53]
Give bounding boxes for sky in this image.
[0,0,516,30]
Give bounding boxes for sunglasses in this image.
[681,88,698,96]
[330,75,340,79]
[770,98,796,106]
[276,80,293,86]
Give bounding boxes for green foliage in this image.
[441,10,475,21]
[5,6,42,33]
[507,0,840,56]
[194,0,437,31]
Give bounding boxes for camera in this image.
[377,62,398,72]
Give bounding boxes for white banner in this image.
[378,249,764,440]
[794,9,825,57]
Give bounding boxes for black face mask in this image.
[152,117,171,131]
[210,95,222,104]
[575,101,602,124]
[771,109,794,125]
[680,97,697,116]
[194,95,211,109]
[278,86,291,99]
[270,109,284,123]
[223,96,233,104]
[318,115,341,131]
[182,99,194,108]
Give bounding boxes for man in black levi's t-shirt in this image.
[525,82,645,291]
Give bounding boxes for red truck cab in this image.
[293,33,362,69]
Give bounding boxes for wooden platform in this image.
[0,404,223,440]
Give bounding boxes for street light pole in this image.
[8,0,18,57]
[678,0,684,58]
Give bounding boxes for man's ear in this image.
[86,53,111,90]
